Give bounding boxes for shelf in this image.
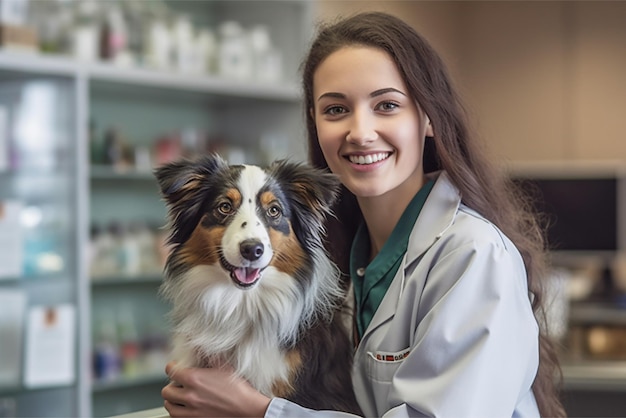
[0,50,300,102]
[0,382,75,395]
[562,361,626,391]
[90,166,156,181]
[91,274,163,287]
[92,373,167,393]
[86,60,300,101]
[1,2,311,416]
[0,384,21,395]
[0,50,77,77]
[569,301,626,326]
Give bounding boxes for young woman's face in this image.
[312,46,432,200]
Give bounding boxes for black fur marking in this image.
[290,311,361,414]
[267,160,340,253]
[154,154,244,251]
[257,182,292,236]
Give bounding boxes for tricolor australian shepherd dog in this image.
[155,154,360,413]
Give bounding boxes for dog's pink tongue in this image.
[234,268,261,284]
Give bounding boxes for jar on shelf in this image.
[217,21,252,80]
[72,0,101,61]
[144,10,173,70]
[248,25,282,83]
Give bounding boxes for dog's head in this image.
[154,154,340,290]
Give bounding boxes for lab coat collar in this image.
[359,170,461,340]
[405,170,460,264]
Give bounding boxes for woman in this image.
[162,11,565,417]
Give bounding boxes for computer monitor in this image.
[507,162,626,264]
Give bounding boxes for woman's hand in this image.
[162,361,271,417]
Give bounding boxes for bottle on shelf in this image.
[217,21,252,80]
[117,304,140,378]
[93,317,121,382]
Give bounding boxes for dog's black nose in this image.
[240,239,264,261]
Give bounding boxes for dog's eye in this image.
[267,205,282,219]
[217,202,233,215]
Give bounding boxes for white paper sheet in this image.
[0,289,26,387]
[23,304,76,388]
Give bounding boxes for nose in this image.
[346,109,376,145]
[240,239,264,261]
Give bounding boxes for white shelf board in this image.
[0,50,77,76]
[569,302,626,326]
[0,50,300,101]
[562,361,626,391]
[86,61,301,101]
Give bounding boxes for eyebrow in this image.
[316,87,406,102]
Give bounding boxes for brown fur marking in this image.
[271,350,302,398]
[225,188,242,209]
[269,225,307,276]
[260,190,277,207]
[178,219,224,266]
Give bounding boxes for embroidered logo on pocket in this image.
[368,349,411,363]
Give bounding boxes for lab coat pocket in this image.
[366,348,410,383]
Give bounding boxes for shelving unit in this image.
[0,62,86,418]
[0,1,313,416]
[562,307,625,388]
[557,299,626,415]
[562,361,626,391]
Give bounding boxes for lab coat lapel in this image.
[405,171,460,265]
[359,171,461,340]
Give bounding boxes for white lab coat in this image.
[266,171,540,418]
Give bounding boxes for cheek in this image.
[316,123,343,163]
[394,118,423,152]
[319,143,343,175]
[396,124,425,171]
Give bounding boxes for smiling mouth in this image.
[219,254,264,289]
[348,152,391,165]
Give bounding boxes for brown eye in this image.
[217,202,233,215]
[267,205,282,219]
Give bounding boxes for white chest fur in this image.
[167,264,305,396]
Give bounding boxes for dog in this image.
[154,154,361,413]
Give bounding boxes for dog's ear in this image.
[154,154,227,205]
[269,159,340,223]
[154,154,228,244]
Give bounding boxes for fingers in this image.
[161,381,187,407]
[162,364,270,418]
[165,361,177,379]
[164,400,198,418]
[165,361,188,388]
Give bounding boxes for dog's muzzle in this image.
[220,239,267,289]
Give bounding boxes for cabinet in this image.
[0,64,85,417]
[0,1,313,416]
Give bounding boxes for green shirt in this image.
[350,179,436,338]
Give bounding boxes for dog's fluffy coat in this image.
[155,154,360,413]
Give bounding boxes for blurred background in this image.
[0,0,625,417]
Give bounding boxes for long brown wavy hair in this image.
[301,11,565,417]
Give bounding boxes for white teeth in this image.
[349,152,390,165]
